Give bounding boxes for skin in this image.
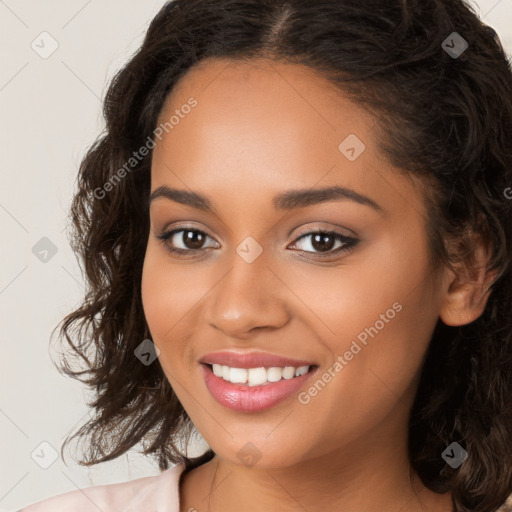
[141,57,493,512]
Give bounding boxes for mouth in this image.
[200,362,319,413]
[203,362,317,386]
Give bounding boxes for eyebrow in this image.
[148,185,383,213]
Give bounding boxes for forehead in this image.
[150,57,424,220]
[156,56,375,148]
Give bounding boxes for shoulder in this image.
[498,492,512,512]
[18,462,186,512]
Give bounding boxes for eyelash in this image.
[155,226,359,259]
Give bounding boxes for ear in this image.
[439,232,497,327]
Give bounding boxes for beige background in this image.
[1,1,511,510]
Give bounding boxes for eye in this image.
[155,227,218,255]
[288,229,359,259]
[155,227,359,259]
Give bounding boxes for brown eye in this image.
[179,230,207,250]
[310,233,336,252]
[156,228,217,255]
[290,230,359,258]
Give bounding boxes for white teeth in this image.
[210,364,311,385]
[229,367,247,383]
[267,367,283,382]
[282,366,295,379]
[248,367,267,386]
[295,365,309,377]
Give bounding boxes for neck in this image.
[205,449,450,511]
[181,403,453,512]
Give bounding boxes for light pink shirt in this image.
[18,462,186,512]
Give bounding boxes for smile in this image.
[200,363,318,413]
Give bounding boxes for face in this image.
[141,57,447,469]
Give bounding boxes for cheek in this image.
[141,250,187,369]
[141,246,198,336]
[291,230,438,416]
[141,246,210,372]
[282,228,433,348]
[141,251,170,338]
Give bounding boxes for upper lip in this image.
[199,351,316,369]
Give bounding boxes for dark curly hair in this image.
[51,1,512,511]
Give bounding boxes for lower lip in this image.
[200,363,318,413]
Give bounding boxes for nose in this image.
[203,250,291,339]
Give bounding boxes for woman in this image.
[19,0,512,511]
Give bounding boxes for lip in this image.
[199,351,316,368]
[200,362,318,413]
